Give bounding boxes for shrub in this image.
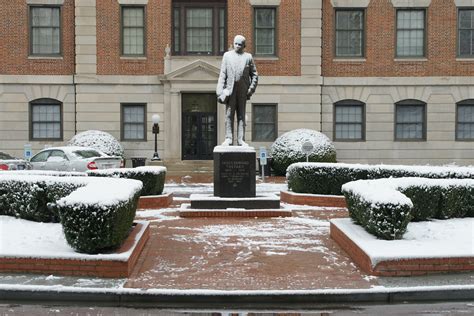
[0,175,142,254]
[88,166,166,196]
[342,178,474,240]
[270,129,336,176]
[288,162,474,195]
[68,130,124,157]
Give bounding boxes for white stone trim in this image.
[26,0,64,5]
[324,76,474,86]
[249,0,281,6]
[117,0,148,4]
[331,0,370,8]
[390,0,431,8]
[455,0,474,7]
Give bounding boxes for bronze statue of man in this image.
[216,35,258,146]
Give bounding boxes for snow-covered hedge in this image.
[287,162,474,195]
[270,129,336,176]
[68,130,124,157]
[4,170,87,177]
[342,178,474,240]
[0,175,142,254]
[87,166,166,196]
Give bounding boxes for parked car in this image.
[29,146,122,172]
[0,152,31,170]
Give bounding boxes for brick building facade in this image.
[0,0,472,165]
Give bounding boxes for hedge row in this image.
[88,166,166,196]
[342,178,474,240]
[287,162,474,195]
[0,175,142,254]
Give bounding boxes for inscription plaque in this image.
[214,147,256,197]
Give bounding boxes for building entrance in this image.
[182,93,217,160]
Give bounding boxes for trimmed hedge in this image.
[287,162,474,195]
[342,178,474,240]
[0,175,142,254]
[87,166,166,196]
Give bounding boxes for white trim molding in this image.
[117,0,148,4]
[249,0,281,6]
[26,0,64,4]
[331,0,370,8]
[455,0,474,7]
[390,0,431,8]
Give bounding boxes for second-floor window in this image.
[254,7,276,56]
[335,9,364,57]
[396,9,425,57]
[122,6,145,56]
[173,1,226,55]
[30,6,61,56]
[458,9,474,57]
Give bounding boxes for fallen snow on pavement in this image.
[135,208,180,222]
[332,218,474,266]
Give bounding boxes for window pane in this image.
[255,8,275,55]
[31,103,61,139]
[457,104,474,139]
[122,7,144,55]
[253,105,277,141]
[123,105,145,140]
[335,104,363,140]
[397,10,424,57]
[335,10,363,57]
[219,8,225,52]
[31,7,60,55]
[186,8,212,53]
[396,105,424,139]
[255,8,274,28]
[459,10,474,56]
[123,7,144,27]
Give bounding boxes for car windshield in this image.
[72,150,102,159]
[0,152,15,160]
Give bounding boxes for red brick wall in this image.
[0,0,75,75]
[322,0,474,77]
[97,0,301,76]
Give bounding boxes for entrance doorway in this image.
[182,93,217,160]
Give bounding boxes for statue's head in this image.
[233,35,246,53]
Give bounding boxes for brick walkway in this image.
[125,177,379,291]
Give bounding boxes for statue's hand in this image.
[247,89,253,98]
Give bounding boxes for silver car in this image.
[0,152,32,171]
[29,146,122,172]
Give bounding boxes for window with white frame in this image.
[122,104,146,141]
[30,99,62,140]
[456,100,474,140]
[254,7,276,56]
[335,9,364,57]
[122,6,145,56]
[396,9,425,57]
[173,1,226,55]
[30,6,61,55]
[252,104,277,141]
[395,100,426,140]
[334,100,365,141]
[458,9,474,57]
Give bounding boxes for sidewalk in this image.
[0,176,473,307]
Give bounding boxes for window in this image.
[173,1,226,55]
[335,9,364,57]
[252,104,277,141]
[254,7,276,56]
[456,100,474,140]
[29,6,61,56]
[458,9,474,57]
[122,6,145,56]
[30,99,62,140]
[395,100,426,141]
[396,9,425,57]
[334,100,365,141]
[122,104,146,141]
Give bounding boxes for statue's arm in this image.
[216,54,227,96]
[247,56,258,97]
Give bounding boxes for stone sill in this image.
[332,58,366,62]
[394,58,428,62]
[28,56,63,60]
[120,56,147,60]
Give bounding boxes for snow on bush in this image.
[88,166,167,196]
[287,162,474,195]
[68,130,124,157]
[270,129,336,176]
[0,175,143,254]
[342,178,474,240]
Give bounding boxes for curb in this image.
[1,286,473,308]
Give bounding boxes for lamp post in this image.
[152,114,161,161]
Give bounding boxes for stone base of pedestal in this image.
[213,146,256,197]
[190,193,280,209]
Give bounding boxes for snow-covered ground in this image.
[332,218,474,266]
